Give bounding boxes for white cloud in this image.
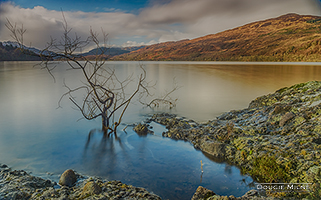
[103,7,123,12]
[0,0,320,50]
[122,40,158,47]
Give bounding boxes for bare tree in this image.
[6,15,151,134]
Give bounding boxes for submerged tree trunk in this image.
[102,114,109,134]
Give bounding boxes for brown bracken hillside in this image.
[111,13,321,62]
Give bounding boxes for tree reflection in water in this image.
[82,129,131,176]
[81,128,150,179]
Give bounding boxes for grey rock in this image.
[59,169,77,187]
[81,181,102,197]
[242,190,259,198]
[279,112,295,126]
[0,164,8,168]
[201,141,226,158]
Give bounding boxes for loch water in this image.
[1,61,321,199]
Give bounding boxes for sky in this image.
[1,0,321,51]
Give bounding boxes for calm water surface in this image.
[1,61,321,199]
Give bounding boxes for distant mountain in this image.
[0,41,145,61]
[0,42,41,61]
[81,47,126,57]
[2,41,44,55]
[111,13,321,62]
[80,46,145,57]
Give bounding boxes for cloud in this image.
[0,0,320,49]
[139,0,321,38]
[121,40,158,47]
[103,7,124,12]
[0,3,65,48]
[140,0,315,24]
[0,2,140,48]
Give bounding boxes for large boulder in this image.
[58,169,77,187]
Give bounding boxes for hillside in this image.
[111,13,321,62]
[0,42,41,61]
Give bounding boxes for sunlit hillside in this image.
[111,13,321,62]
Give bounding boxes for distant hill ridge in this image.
[111,13,321,62]
[3,13,321,62]
[0,41,144,61]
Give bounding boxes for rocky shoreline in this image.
[0,163,162,200]
[143,80,321,199]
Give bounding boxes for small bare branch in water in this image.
[140,78,181,109]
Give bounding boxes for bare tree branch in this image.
[5,18,26,49]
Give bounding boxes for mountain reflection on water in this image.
[2,61,321,199]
